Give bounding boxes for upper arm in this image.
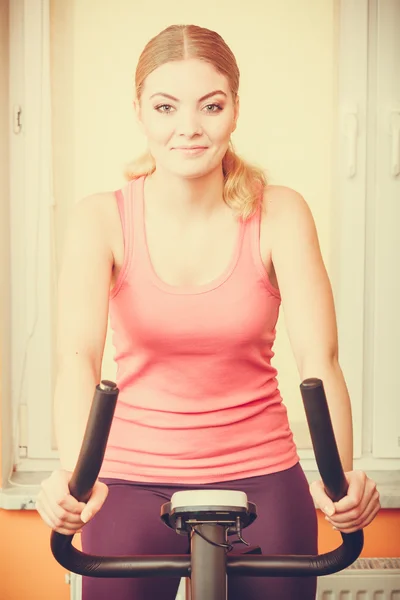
[56,193,115,374]
[267,187,339,376]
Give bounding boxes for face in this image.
[135,58,239,179]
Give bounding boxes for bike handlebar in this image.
[50,378,363,577]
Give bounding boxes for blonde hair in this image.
[125,24,267,219]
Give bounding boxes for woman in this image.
[36,24,380,599]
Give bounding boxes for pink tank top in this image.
[100,176,299,484]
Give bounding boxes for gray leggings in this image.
[81,463,317,599]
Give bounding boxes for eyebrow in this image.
[149,90,228,102]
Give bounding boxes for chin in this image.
[165,159,221,180]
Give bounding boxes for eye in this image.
[203,103,223,113]
[155,104,175,114]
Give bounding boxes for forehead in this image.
[141,59,230,99]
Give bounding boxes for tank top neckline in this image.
[135,175,247,296]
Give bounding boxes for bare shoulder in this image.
[72,190,119,226]
[262,184,313,221]
[261,185,317,243]
[70,191,122,251]
[62,189,124,289]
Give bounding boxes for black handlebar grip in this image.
[300,378,348,502]
[68,380,119,503]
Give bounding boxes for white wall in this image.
[51,0,338,445]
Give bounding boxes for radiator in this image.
[68,558,400,599]
[316,558,400,599]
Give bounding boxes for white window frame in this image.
[3,0,400,488]
[301,0,400,473]
[297,0,368,470]
[8,0,58,476]
[370,0,400,459]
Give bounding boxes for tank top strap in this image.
[131,175,146,247]
[240,201,263,272]
[109,178,137,297]
[244,200,281,298]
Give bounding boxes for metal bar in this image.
[190,525,227,600]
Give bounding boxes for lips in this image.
[171,146,209,157]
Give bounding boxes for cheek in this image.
[145,121,173,143]
[141,109,173,143]
[206,114,235,142]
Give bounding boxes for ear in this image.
[232,95,240,132]
[133,98,145,132]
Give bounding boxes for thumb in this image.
[81,481,109,523]
[309,480,336,517]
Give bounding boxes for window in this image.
[7,0,56,476]
[2,0,399,507]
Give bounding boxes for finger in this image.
[53,526,79,536]
[36,502,77,536]
[327,490,380,530]
[41,476,84,523]
[309,480,336,517]
[81,482,109,523]
[329,501,380,533]
[38,492,83,531]
[35,500,56,530]
[59,494,87,515]
[333,471,367,513]
[36,492,62,529]
[45,492,84,526]
[328,481,379,526]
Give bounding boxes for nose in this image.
[176,108,202,137]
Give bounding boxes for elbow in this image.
[56,351,102,381]
[299,351,340,381]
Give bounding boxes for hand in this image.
[36,469,109,535]
[310,470,380,533]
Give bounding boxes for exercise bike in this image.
[50,378,364,599]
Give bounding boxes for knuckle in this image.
[58,497,67,509]
[345,497,359,511]
[72,504,83,516]
[54,517,64,529]
[352,488,363,504]
[348,508,361,522]
[355,494,363,507]
[353,514,364,527]
[57,508,67,520]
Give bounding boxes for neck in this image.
[145,166,226,220]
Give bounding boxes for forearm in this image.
[54,357,100,472]
[300,358,353,472]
